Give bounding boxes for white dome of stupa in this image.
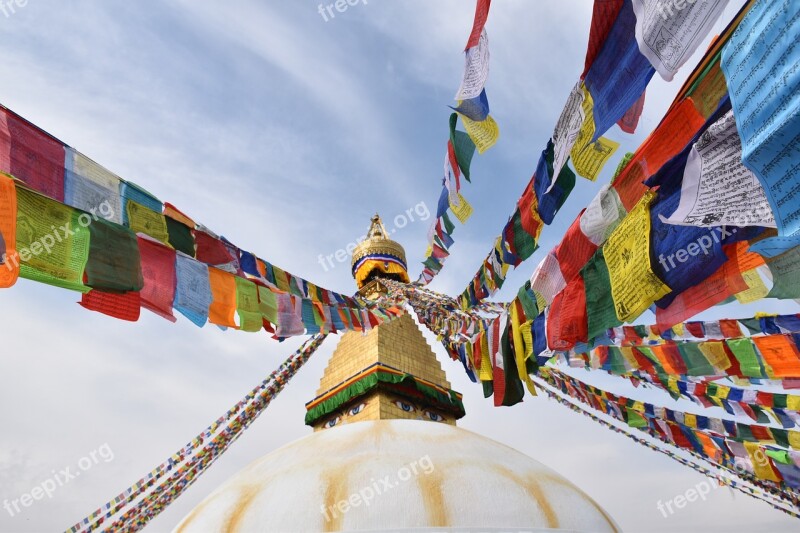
[174,420,618,532]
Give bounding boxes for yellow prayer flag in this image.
[734,268,770,304]
[126,200,170,245]
[699,342,733,372]
[450,192,474,224]
[744,442,781,482]
[510,304,536,396]
[571,136,620,182]
[479,331,492,382]
[788,395,800,411]
[571,84,596,157]
[619,346,640,371]
[603,191,671,322]
[460,113,499,154]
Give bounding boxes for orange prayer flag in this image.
[0,173,18,288]
[208,267,238,328]
[656,243,751,330]
[163,202,195,228]
[752,335,800,379]
[613,99,705,210]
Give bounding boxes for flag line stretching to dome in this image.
[0,0,792,529]
[531,375,800,519]
[66,334,329,532]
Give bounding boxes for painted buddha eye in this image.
[323,416,341,429]
[348,403,366,416]
[394,400,416,413]
[424,410,444,422]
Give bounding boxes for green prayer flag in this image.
[511,209,538,261]
[235,276,262,332]
[606,347,628,375]
[727,338,767,378]
[767,247,800,299]
[582,250,622,341]
[625,407,648,428]
[441,211,455,235]
[449,113,476,182]
[516,281,539,321]
[677,343,715,377]
[16,187,90,293]
[166,217,196,258]
[86,218,143,292]
[257,285,278,325]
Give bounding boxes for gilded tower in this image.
[304,215,466,431]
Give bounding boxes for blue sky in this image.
[0,0,796,531]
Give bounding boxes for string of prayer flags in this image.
[575,333,800,382]
[0,105,386,340]
[541,367,800,491]
[534,375,800,518]
[69,334,328,533]
[417,113,478,283]
[433,0,729,298]
[457,141,576,306]
[722,0,800,258]
[417,0,495,285]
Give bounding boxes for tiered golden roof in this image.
[306,216,463,431]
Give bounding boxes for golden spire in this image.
[305,216,464,431]
[351,214,410,289]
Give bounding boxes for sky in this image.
[0,0,797,531]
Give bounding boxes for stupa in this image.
[173,216,619,532]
